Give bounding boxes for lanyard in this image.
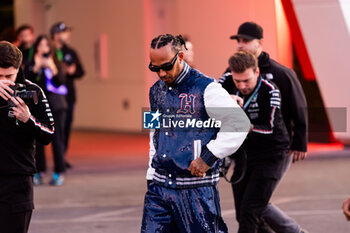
[55,48,64,61]
[236,77,262,110]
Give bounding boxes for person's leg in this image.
[171,185,228,233]
[262,204,300,233]
[237,161,281,233]
[0,205,33,233]
[0,176,34,233]
[51,110,66,174]
[50,110,66,185]
[141,183,177,233]
[261,154,300,233]
[33,142,46,185]
[231,166,251,224]
[64,102,74,153]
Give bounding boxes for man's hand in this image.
[0,80,15,101]
[342,197,350,221]
[230,94,244,107]
[65,63,77,75]
[289,150,307,163]
[10,96,31,123]
[188,157,210,178]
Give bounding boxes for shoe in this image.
[33,173,44,185]
[49,173,64,186]
[300,229,309,233]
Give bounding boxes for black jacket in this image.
[60,44,85,103]
[237,76,289,159]
[219,51,308,152]
[0,69,55,175]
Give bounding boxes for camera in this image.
[64,53,75,66]
[8,84,38,118]
[42,52,51,58]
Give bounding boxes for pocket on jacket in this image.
[193,140,202,160]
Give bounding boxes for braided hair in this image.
[150,34,187,52]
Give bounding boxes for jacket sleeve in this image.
[19,83,54,145]
[200,82,250,166]
[285,69,308,152]
[71,51,85,79]
[146,87,156,180]
[218,69,236,94]
[146,130,156,180]
[251,88,281,134]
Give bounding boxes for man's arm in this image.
[285,69,308,161]
[66,49,85,78]
[218,71,236,94]
[18,83,55,145]
[145,87,158,182]
[189,82,250,177]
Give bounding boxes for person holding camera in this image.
[25,35,67,186]
[0,41,54,233]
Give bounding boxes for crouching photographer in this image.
[0,41,54,233]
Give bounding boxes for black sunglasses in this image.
[149,52,179,72]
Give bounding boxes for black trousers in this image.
[0,175,34,233]
[231,152,286,233]
[35,142,46,172]
[64,102,75,153]
[35,110,66,173]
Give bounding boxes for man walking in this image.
[220,22,308,233]
[141,34,250,233]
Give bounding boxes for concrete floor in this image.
[28,132,350,233]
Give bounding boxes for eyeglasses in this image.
[148,52,179,72]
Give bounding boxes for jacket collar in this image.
[174,62,190,85]
[258,51,270,69]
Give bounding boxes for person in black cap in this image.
[219,22,308,233]
[51,22,85,168]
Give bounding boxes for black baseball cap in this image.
[230,22,263,40]
[50,22,71,37]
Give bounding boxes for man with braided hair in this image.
[141,34,250,233]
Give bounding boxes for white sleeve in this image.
[201,81,250,166]
[146,130,155,180]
